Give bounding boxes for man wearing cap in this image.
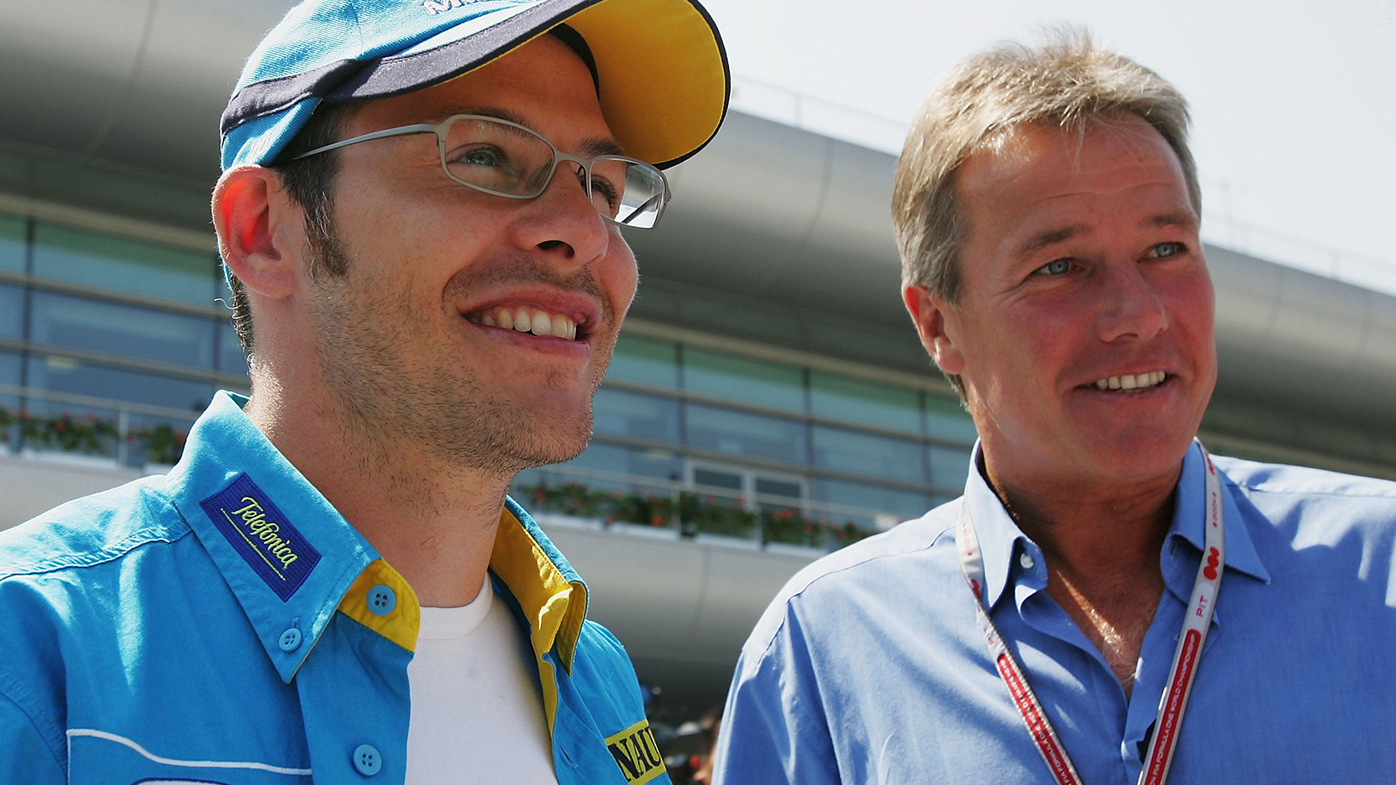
[0,1,726,783]
[713,33,1396,785]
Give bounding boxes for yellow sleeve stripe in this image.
[337,559,420,653]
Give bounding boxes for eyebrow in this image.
[1012,224,1089,259]
[1011,210,1200,259]
[426,106,626,158]
[1148,210,1199,231]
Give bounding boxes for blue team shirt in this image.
[0,392,669,785]
[714,442,1396,784]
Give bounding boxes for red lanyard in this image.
[956,444,1224,785]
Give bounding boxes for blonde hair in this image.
[892,28,1200,305]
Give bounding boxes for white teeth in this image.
[473,306,578,340]
[1093,371,1166,391]
[531,312,553,337]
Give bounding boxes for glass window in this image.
[683,346,804,412]
[217,320,249,377]
[0,283,22,339]
[0,213,24,273]
[928,444,971,491]
[813,478,933,524]
[592,387,680,443]
[924,393,978,444]
[0,350,18,386]
[32,222,217,305]
[26,354,213,413]
[29,290,215,370]
[606,334,678,388]
[692,465,743,492]
[811,425,927,485]
[0,350,20,412]
[809,371,921,433]
[581,443,683,482]
[685,403,808,464]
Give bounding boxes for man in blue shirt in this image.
[714,31,1396,784]
[0,1,728,782]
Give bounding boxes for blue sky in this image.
[699,0,1396,292]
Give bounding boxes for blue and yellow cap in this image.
[219,0,729,172]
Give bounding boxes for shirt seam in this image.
[0,492,191,580]
[1224,478,1396,501]
[0,670,65,770]
[751,523,956,662]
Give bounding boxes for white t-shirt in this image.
[405,574,559,784]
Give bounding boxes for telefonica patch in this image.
[201,474,321,601]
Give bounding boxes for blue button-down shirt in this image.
[714,442,1396,784]
[0,392,669,785]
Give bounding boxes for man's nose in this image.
[1095,262,1169,342]
[510,160,610,265]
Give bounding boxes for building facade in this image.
[5,0,1396,721]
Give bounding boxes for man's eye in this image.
[589,176,620,212]
[1035,259,1071,276]
[452,146,503,167]
[1151,241,1186,258]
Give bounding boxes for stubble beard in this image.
[304,231,606,480]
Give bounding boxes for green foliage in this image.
[20,412,119,454]
[135,423,187,466]
[0,404,189,465]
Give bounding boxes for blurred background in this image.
[0,2,1392,780]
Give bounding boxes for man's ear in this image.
[212,166,302,300]
[903,285,965,375]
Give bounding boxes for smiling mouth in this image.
[1091,371,1167,391]
[465,306,583,341]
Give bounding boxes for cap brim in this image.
[323,0,729,169]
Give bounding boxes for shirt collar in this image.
[962,442,1036,610]
[961,440,1271,610]
[1168,441,1270,583]
[168,391,379,683]
[490,498,589,673]
[167,391,590,682]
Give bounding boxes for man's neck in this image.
[245,384,510,608]
[982,452,1178,580]
[982,453,1181,694]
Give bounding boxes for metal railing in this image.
[515,463,923,553]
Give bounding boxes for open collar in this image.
[961,440,1271,613]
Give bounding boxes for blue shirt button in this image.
[366,584,396,616]
[277,627,302,652]
[353,744,382,776]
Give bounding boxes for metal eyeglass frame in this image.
[291,113,670,229]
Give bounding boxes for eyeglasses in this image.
[293,114,671,229]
